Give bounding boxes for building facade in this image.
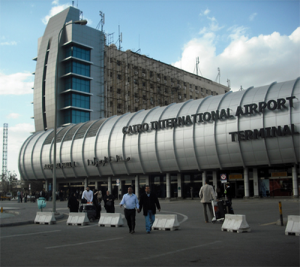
[19,79,300,199]
[32,6,229,132]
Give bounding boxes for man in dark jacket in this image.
[138,185,161,234]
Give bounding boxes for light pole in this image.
[52,19,87,213]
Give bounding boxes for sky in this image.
[0,0,299,180]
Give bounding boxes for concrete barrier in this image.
[66,212,89,226]
[98,213,124,227]
[221,214,251,233]
[152,214,180,231]
[285,215,300,236]
[34,212,56,225]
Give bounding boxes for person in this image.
[81,187,93,203]
[224,183,233,202]
[138,185,161,234]
[68,192,79,212]
[40,189,46,198]
[24,192,27,203]
[17,191,21,203]
[104,191,115,213]
[120,186,139,234]
[59,190,64,201]
[199,178,217,223]
[94,189,103,205]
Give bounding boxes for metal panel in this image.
[122,110,145,175]
[31,131,48,180]
[290,77,300,163]
[214,91,232,169]
[39,130,54,180]
[108,113,129,176]
[70,123,85,178]
[18,134,34,180]
[155,103,176,173]
[138,107,159,174]
[192,96,212,170]
[59,124,77,178]
[261,82,277,166]
[173,100,193,172]
[94,116,116,177]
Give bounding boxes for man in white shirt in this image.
[120,186,139,234]
[199,179,217,223]
[81,187,93,203]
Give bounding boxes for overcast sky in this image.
[0,0,299,180]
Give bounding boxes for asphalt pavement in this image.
[0,197,299,267]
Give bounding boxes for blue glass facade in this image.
[65,45,90,61]
[64,76,90,92]
[63,109,90,124]
[64,92,90,109]
[65,61,90,76]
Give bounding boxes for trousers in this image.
[145,210,155,232]
[202,202,213,222]
[124,209,136,231]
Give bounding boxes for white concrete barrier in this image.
[66,212,89,226]
[34,212,56,225]
[285,215,300,236]
[152,214,180,231]
[98,213,124,227]
[221,214,251,233]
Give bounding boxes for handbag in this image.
[106,200,112,206]
[81,198,87,204]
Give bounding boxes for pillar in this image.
[135,175,140,198]
[244,167,249,198]
[177,173,182,198]
[292,165,299,198]
[145,175,150,186]
[84,178,88,189]
[166,173,171,199]
[213,171,217,189]
[202,171,206,185]
[95,180,98,190]
[44,180,49,192]
[253,168,259,198]
[108,177,112,193]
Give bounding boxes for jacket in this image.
[199,184,216,203]
[139,193,161,216]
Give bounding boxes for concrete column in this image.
[108,177,112,193]
[244,167,249,198]
[44,180,48,191]
[135,175,140,198]
[213,171,217,189]
[84,178,88,189]
[202,171,207,185]
[145,176,150,186]
[253,168,259,198]
[177,173,182,198]
[95,181,98,190]
[292,165,299,198]
[166,173,171,199]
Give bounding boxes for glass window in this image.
[65,61,90,76]
[64,77,90,93]
[64,93,90,109]
[64,109,90,124]
[65,45,90,61]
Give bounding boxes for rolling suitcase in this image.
[80,204,97,221]
[212,200,226,222]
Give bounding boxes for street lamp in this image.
[52,19,87,213]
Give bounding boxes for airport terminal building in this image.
[19,78,300,199]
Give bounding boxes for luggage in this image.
[212,200,226,222]
[80,204,97,221]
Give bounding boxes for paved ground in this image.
[0,198,299,267]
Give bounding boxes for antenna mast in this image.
[118,25,122,50]
[215,67,220,83]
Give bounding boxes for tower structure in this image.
[2,123,8,179]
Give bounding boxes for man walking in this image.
[120,186,139,234]
[81,187,93,203]
[138,185,161,234]
[199,179,217,223]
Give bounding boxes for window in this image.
[117,74,122,80]
[135,107,138,112]
[142,82,146,87]
[150,71,153,77]
[110,72,113,77]
[117,88,121,94]
[117,60,121,66]
[165,101,168,105]
[65,45,90,61]
[134,93,138,98]
[64,77,90,93]
[64,93,90,109]
[117,103,122,109]
[65,61,90,76]
[64,109,90,124]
